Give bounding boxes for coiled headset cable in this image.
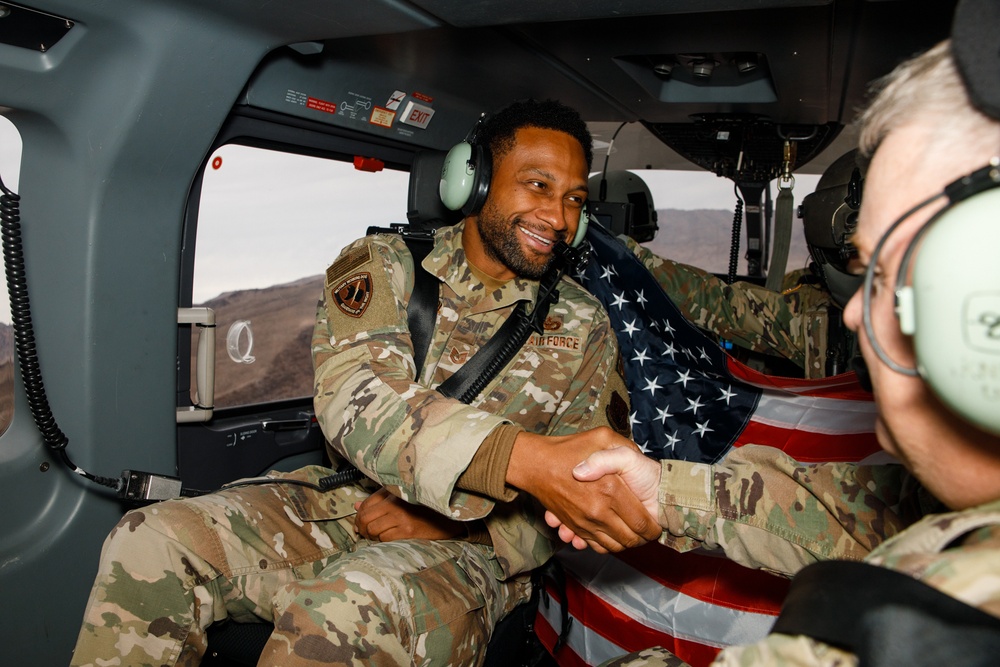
[727,185,744,285]
[0,175,120,491]
[1,174,363,502]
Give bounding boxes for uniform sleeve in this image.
[483,299,632,578]
[655,444,939,577]
[598,630,853,666]
[312,236,508,520]
[623,236,826,372]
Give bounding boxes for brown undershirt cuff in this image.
[455,423,522,502]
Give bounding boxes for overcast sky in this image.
[0,118,821,321]
[0,118,20,324]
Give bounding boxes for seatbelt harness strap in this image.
[400,232,436,379]
[772,559,1000,666]
[766,185,794,291]
[366,224,438,378]
[401,232,584,403]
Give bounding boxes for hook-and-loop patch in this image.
[326,246,375,318]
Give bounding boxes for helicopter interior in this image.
[0,0,958,664]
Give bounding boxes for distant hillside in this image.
[191,275,324,409]
[192,209,811,408]
[646,208,810,275]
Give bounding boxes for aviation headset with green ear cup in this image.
[883,159,1000,435]
[439,115,492,217]
[438,115,589,247]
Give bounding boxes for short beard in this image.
[476,200,553,280]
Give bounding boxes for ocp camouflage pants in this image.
[70,466,531,666]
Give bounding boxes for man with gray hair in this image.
[546,11,1000,666]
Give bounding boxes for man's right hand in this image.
[505,427,661,553]
[544,445,662,550]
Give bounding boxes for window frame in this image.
[177,107,417,411]
[0,116,21,438]
[176,107,417,489]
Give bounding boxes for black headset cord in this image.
[0,174,120,491]
[1,173,369,502]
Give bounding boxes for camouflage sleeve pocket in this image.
[660,459,715,512]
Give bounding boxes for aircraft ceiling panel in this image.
[35,0,441,46]
[285,27,642,147]
[508,6,835,126]
[512,1,954,125]
[411,0,831,27]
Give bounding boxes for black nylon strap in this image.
[437,299,538,402]
[437,241,583,403]
[380,227,586,404]
[400,233,436,378]
[772,559,1000,666]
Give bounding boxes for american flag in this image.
[535,223,882,666]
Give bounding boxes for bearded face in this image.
[462,127,588,282]
[476,198,554,280]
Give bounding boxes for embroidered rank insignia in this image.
[542,316,562,331]
[331,272,373,318]
[607,390,631,437]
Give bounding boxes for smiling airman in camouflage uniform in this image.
[70,226,631,667]
[71,100,641,667]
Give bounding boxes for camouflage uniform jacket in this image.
[623,237,833,379]
[602,446,1000,666]
[313,221,626,579]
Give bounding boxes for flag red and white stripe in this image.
[551,225,884,666]
[536,369,881,667]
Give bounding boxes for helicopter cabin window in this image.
[0,117,18,436]
[190,145,409,409]
[637,168,818,277]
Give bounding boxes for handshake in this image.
[352,426,668,554]
[507,427,665,554]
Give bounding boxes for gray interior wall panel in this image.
[1,5,278,664]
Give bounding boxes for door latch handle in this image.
[260,418,312,432]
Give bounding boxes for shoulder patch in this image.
[326,245,372,287]
[331,272,373,318]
